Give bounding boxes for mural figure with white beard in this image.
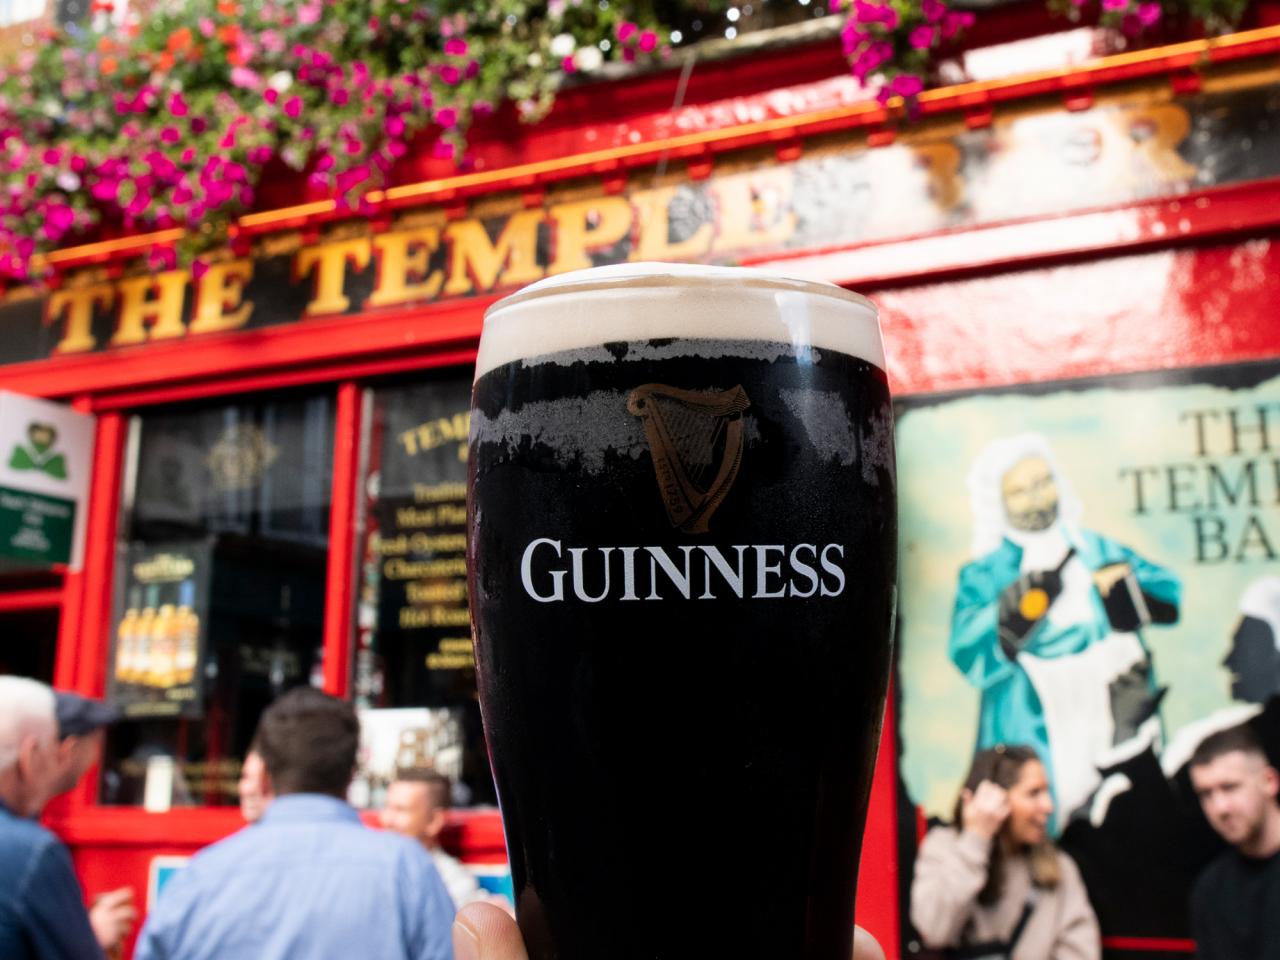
[950,433,1182,826]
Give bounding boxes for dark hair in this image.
[393,767,452,810]
[1191,723,1267,769]
[952,745,1059,906]
[255,688,359,798]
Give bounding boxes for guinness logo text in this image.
[519,538,847,603]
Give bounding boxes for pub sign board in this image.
[0,391,94,569]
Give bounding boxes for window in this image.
[348,373,495,808]
[0,0,45,26]
[100,390,334,807]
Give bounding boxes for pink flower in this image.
[922,0,946,21]
[168,93,189,117]
[440,65,461,85]
[638,30,658,53]
[264,88,279,104]
[297,3,321,24]
[44,204,74,237]
[261,29,285,52]
[161,126,181,143]
[284,96,303,118]
[1137,2,1162,23]
[198,16,215,37]
[192,259,210,280]
[190,116,208,133]
[180,149,196,164]
[385,115,405,137]
[41,147,63,165]
[616,21,638,42]
[1103,0,1129,10]
[231,66,261,88]
[941,10,974,37]
[330,88,349,106]
[431,140,454,159]
[909,24,937,48]
[890,73,924,97]
[248,146,272,164]
[435,107,457,128]
[90,180,118,202]
[444,37,468,56]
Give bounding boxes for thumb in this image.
[454,902,527,960]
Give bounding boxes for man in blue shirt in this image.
[0,676,106,960]
[136,687,454,960]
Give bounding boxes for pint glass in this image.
[467,263,896,960]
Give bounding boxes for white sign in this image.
[0,392,95,569]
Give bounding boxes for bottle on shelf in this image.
[134,585,160,689]
[174,580,199,686]
[114,587,142,685]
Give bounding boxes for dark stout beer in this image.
[467,264,896,960]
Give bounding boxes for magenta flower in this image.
[192,260,210,280]
[168,93,190,117]
[444,37,468,56]
[230,66,261,89]
[638,30,658,53]
[41,147,63,165]
[161,126,181,143]
[890,73,924,97]
[440,65,461,85]
[331,88,350,106]
[435,107,457,128]
[385,115,405,137]
[616,21,638,42]
[941,10,975,37]
[1103,0,1129,10]
[190,116,208,134]
[909,24,937,48]
[283,96,303,118]
[922,0,946,21]
[261,29,285,53]
[264,88,279,105]
[1137,2,1162,23]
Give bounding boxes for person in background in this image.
[236,743,273,824]
[1188,724,1280,960]
[135,687,454,960]
[911,744,1099,960]
[49,691,136,954]
[448,902,887,960]
[0,676,106,960]
[383,768,486,910]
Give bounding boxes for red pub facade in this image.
[2,9,1280,957]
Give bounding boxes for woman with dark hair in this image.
[911,745,1100,960]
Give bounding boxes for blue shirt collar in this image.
[259,793,361,826]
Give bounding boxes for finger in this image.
[853,926,886,960]
[100,888,133,907]
[455,902,528,960]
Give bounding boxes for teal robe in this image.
[949,529,1181,812]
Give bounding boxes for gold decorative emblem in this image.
[627,383,750,534]
[205,424,280,492]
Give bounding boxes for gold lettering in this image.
[45,283,114,354]
[629,186,714,262]
[112,271,189,347]
[547,197,634,275]
[710,169,797,253]
[190,259,255,334]
[368,228,445,307]
[443,210,545,296]
[294,238,372,315]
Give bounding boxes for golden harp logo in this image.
[627,384,750,534]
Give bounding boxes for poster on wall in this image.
[108,540,214,719]
[895,358,1280,944]
[355,377,474,709]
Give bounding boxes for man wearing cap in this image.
[0,676,108,959]
[50,691,137,953]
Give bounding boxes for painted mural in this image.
[896,359,1280,945]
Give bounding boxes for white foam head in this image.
[476,263,883,380]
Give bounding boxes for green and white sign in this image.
[0,392,94,569]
